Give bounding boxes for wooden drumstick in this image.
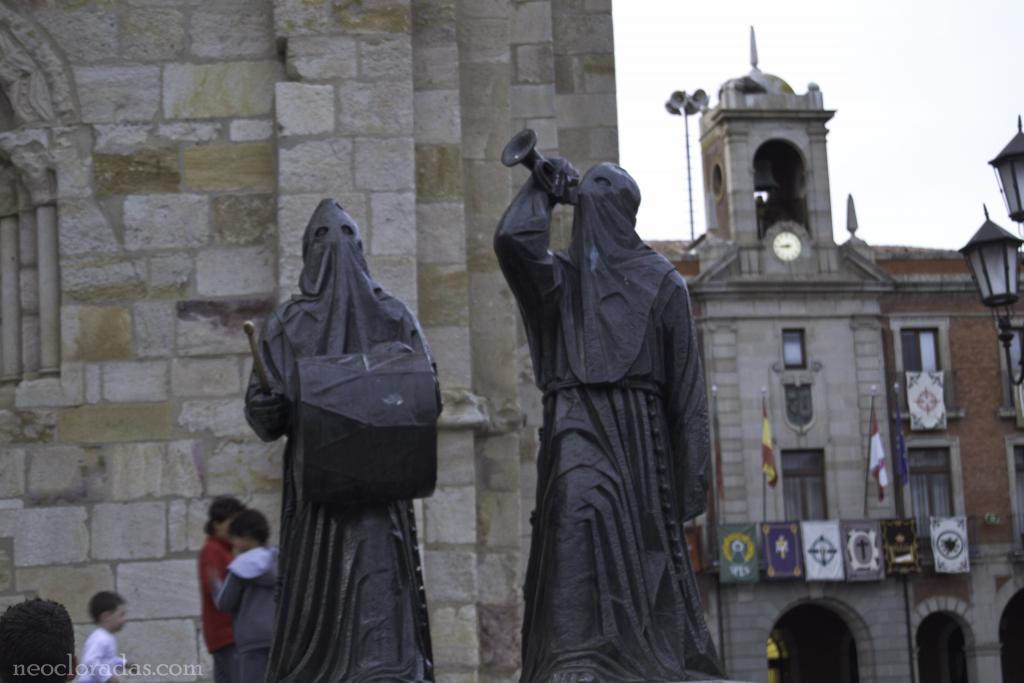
[243,321,271,393]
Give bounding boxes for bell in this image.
[754,160,780,192]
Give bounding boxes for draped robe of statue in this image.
[494,163,723,682]
[245,199,434,683]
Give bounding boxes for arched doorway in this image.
[917,612,968,683]
[768,603,860,683]
[1001,589,1024,680]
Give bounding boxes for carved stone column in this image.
[35,203,58,374]
[0,212,20,380]
[14,159,59,379]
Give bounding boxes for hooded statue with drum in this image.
[244,199,439,682]
[495,130,723,682]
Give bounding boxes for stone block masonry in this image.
[0,0,621,681]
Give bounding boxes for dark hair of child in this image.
[88,591,126,624]
[228,509,270,545]
[0,598,75,683]
[205,496,246,536]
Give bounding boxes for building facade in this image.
[0,1,618,681]
[662,48,1024,683]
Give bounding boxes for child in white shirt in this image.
[78,592,128,683]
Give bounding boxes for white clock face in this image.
[772,231,802,262]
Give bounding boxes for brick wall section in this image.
[948,316,1015,544]
[881,286,1018,546]
[915,574,971,606]
[877,257,970,276]
[676,260,701,277]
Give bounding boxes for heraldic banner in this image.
[762,522,802,580]
[931,516,970,574]
[882,519,921,574]
[906,371,947,430]
[801,520,844,581]
[840,520,885,581]
[719,523,758,583]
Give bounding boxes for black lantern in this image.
[990,116,1024,224]
[959,206,1023,308]
[960,206,1024,384]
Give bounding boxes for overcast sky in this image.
[612,0,1024,249]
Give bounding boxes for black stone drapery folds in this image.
[495,162,724,682]
[245,199,434,683]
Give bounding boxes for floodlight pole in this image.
[666,89,707,243]
[684,112,695,242]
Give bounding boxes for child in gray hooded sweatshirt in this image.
[215,509,278,682]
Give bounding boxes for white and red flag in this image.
[869,405,889,501]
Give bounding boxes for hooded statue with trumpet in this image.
[495,130,723,682]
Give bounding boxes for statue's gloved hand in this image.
[248,391,290,434]
[533,156,580,205]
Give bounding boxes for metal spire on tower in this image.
[847,194,859,237]
[750,26,759,70]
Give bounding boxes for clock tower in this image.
[697,29,840,276]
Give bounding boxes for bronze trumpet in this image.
[501,129,578,205]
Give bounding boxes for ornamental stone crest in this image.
[784,383,813,429]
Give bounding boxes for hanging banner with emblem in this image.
[800,520,844,581]
[906,371,947,431]
[840,519,885,581]
[718,523,759,584]
[762,522,803,580]
[930,516,970,574]
[881,519,921,574]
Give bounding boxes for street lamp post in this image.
[961,116,1024,386]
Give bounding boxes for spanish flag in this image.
[762,396,778,486]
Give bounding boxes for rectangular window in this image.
[1015,446,1024,542]
[909,447,952,532]
[901,328,940,372]
[782,450,826,520]
[1012,331,1023,372]
[1004,331,1024,408]
[782,329,806,369]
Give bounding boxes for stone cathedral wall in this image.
[0,1,618,681]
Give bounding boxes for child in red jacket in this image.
[198,497,245,683]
